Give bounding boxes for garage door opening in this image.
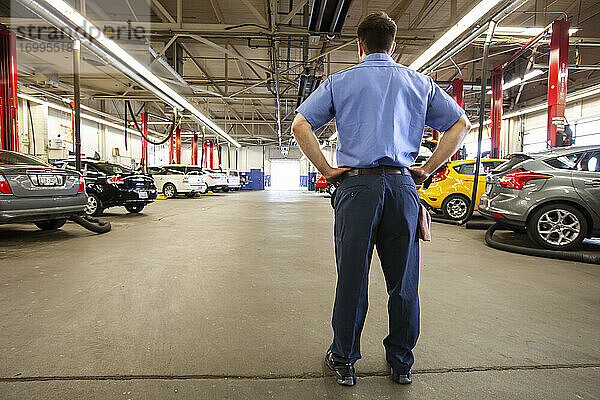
[269,159,301,191]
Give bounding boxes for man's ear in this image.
[389,41,397,55]
[357,41,365,59]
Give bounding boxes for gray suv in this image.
[479,145,600,250]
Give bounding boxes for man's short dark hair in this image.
[357,12,397,54]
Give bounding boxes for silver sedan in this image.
[0,150,88,230]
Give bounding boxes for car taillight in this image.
[183,177,189,184]
[107,175,123,184]
[0,172,12,194]
[431,169,449,183]
[499,168,552,190]
[77,175,85,193]
[209,175,219,179]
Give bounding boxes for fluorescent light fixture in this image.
[494,26,579,36]
[486,69,544,94]
[409,0,503,71]
[22,0,240,148]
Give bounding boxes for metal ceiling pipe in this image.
[425,0,529,74]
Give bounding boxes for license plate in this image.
[137,191,148,199]
[37,175,60,186]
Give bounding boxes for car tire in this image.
[125,203,145,213]
[34,219,67,231]
[527,204,588,250]
[185,192,197,198]
[223,187,230,192]
[163,183,177,198]
[85,193,103,217]
[442,194,470,221]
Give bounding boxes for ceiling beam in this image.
[240,0,268,26]
[281,0,308,24]
[150,0,175,24]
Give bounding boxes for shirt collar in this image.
[361,53,394,63]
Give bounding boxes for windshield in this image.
[93,162,135,175]
[0,151,48,167]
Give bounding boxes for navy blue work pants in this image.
[329,170,420,374]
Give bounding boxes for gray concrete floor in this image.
[1,190,599,399]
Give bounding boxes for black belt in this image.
[342,166,410,180]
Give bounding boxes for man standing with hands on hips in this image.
[292,12,471,387]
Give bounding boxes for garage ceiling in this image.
[4,0,600,146]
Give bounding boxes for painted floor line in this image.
[2,363,599,383]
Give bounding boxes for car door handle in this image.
[584,179,600,186]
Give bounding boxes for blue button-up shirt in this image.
[296,53,465,168]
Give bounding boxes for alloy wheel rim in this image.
[165,185,174,197]
[86,196,97,214]
[447,198,467,219]
[537,209,580,246]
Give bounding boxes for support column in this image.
[203,140,208,168]
[490,69,503,158]
[141,112,148,173]
[169,130,174,163]
[0,25,19,151]
[451,79,463,160]
[73,40,81,170]
[209,140,214,169]
[547,20,570,148]
[175,124,181,163]
[192,133,198,165]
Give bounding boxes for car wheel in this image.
[34,219,67,231]
[527,204,588,250]
[442,194,470,221]
[185,192,196,198]
[85,193,103,216]
[125,203,145,213]
[199,183,209,194]
[163,183,177,198]
[222,187,230,192]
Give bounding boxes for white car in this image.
[149,165,207,198]
[184,167,228,193]
[226,170,242,191]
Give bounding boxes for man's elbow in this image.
[462,116,472,134]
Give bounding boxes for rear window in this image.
[543,153,583,170]
[93,162,134,175]
[0,151,47,166]
[493,155,530,173]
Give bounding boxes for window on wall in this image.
[523,129,547,154]
[571,118,600,146]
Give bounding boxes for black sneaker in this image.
[391,368,412,384]
[325,350,356,386]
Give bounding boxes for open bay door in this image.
[270,159,301,191]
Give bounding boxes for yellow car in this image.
[418,159,507,220]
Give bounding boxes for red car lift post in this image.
[169,131,174,163]
[209,140,214,169]
[192,133,198,165]
[203,140,208,168]
[451,79,463,160]
[140,112,148,173]
[0,25,19,151]
[547,20,569,148]
[175,124,181,163]
[490,69,503,158]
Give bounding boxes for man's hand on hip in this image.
[324,167,352,185]
[408,166,431,185]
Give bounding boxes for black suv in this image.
[55,159,157,216]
